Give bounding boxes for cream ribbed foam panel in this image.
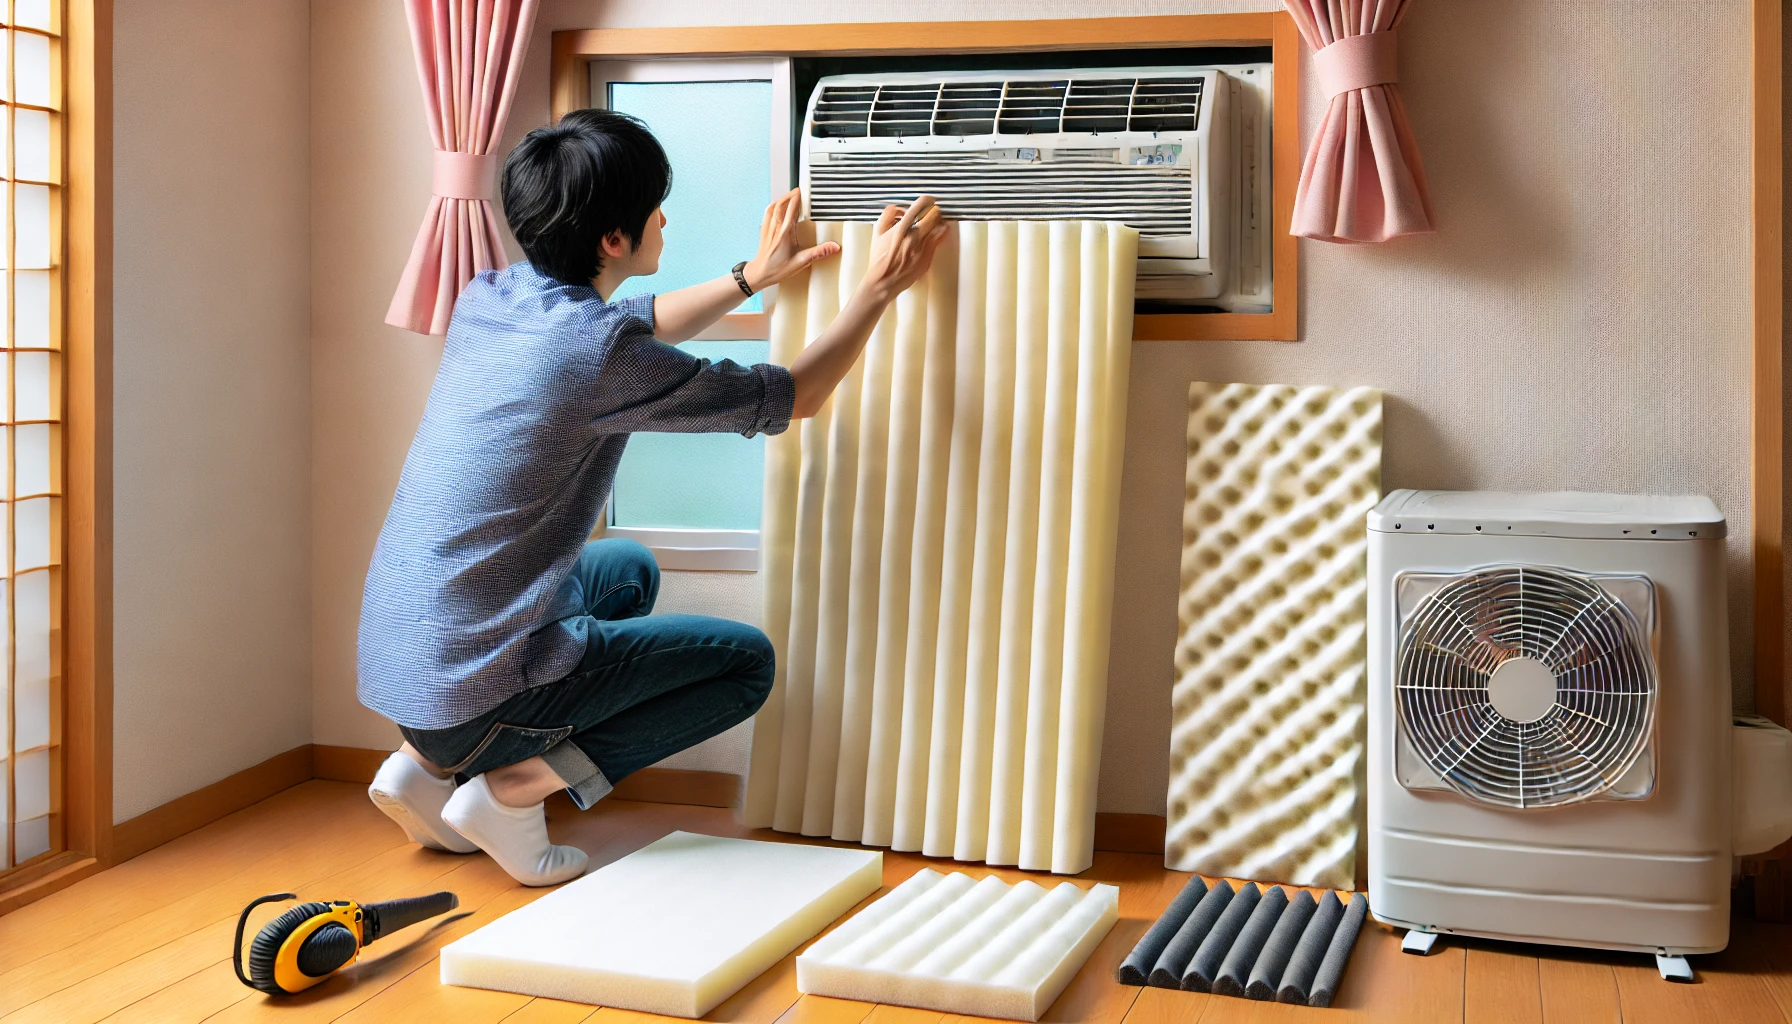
[796,868,1119,1022]
[1166,383,1382,890]
[746,220,1137,875]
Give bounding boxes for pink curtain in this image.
[1284,0,1435,243]
[386,0,541,335]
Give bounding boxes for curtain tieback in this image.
[1313,30,1399,100]
[432,150,498,200]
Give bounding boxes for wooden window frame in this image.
[1752,0,1783,728]
[0,0,106,914]
[551,13,1302,343]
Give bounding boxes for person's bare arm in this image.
[788,196,948,419]
[652,188,840,344]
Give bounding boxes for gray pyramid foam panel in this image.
[1117,877,1368,1007]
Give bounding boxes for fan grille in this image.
[1395,566,1657,808]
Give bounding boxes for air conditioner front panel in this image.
[801,66,1268,311]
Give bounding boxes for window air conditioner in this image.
[800,66,1272,312]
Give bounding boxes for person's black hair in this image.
[501,108,672,286]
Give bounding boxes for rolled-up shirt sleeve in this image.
[588,299,796,437]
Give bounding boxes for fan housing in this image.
[1392,564,1658,809]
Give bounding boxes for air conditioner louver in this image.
[807,152,1192,236]
[1395,566,1658,809]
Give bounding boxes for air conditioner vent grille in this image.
[1130,78,1204,132]
[932,82,1002,136]
[808,75,1205,138]
[807,151,1192,236]
[811,85,876,138]
[1395,566,1658,809]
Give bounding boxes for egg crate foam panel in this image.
[1169,382,1382,889]
[796,867,1120,1021]
[1117,875,1368,1007]
[439,831,882,1017]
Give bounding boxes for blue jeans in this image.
[398,539,775,809]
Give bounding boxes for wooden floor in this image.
[3,781,1792,1023]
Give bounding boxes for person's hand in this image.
[743,188,840,291]
[860,196,949,306]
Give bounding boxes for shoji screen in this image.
[1,0,61,874]
[746,220,1136,875]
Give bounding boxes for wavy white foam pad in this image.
[796,868,1119,1021]
[440,831,882,1018]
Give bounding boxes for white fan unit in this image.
[800,66,1272,311]
[1367,490,1732,976]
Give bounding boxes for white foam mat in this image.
[440,831,882,1017]
[796,868,1119,1021]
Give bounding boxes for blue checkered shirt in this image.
[358,261,794,729]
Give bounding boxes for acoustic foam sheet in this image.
[1119,881,1368,1007]
[1168,383,1383,889]
[797,867,1119,1021]
[439,831,881,1017]
[747,221,1138,874]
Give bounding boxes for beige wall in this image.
[112,0,314,822]
[309,0,1756,815]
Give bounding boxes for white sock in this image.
[368,751,478,854]
[442,775,588,887]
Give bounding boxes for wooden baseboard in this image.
[313,743,392,784]
[110,745,314,863]
[1093,812,1167,855]
[611,766,740,807]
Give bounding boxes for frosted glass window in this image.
[14,350,52,419]
[14,269,47,347]
[612,340,768,530]
[15,183,47,268]
[14,495,51,569]
[15,570,48,752]
[15,747,46,818]
[14,815,46,862]
[607,81,772,314]
[13,1,51,32]
[14,662,47,754]
[14,107,47,182]
[15,422,49,495]
[14,31,48,108]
